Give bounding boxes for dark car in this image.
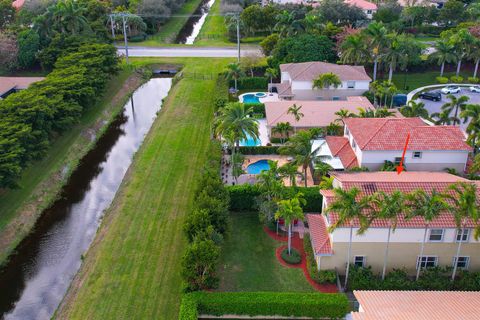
[419,91,441,102]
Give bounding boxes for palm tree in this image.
[265,68,278,84]
[325,187,372,290]
[441,95,470,126]
[275,194,305,254]
[314,161,333,180]
[451,29,475,76]
[319,176,334,189]
[406,189,450,281]
[381,33,411,83]
[432,109,454,125]
[400,101,429,118]
[467,39,480,79]
[335,108,355,125]
[279,130,319,187]
[287,104,304,134]
[446,182,479,281]
[53,0,90,35]
[274,10,304,37]
[430,39,457,77]
[460,104,480,153]
[340,34,370,65]
[278,162,303,187]
[226,62,244,93]
[272,122,292,144]
[326,122,342,136]
[256,161,284,230]
[312,72,342,91]
[372,191,406,280]
[363,22,389,81]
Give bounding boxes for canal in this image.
[0,78,172,320]
[176,0,215,44]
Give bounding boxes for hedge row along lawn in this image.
[179,291,350,320]
[55,58,233,319]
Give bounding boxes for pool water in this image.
[242,94,260,104]
[240,133,260,146]
[247,160,270,174]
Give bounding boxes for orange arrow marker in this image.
[396,133,410,175]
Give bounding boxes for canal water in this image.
[176,0,215,44]
[0,78,172,320]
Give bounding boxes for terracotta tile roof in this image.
[265,98,373,128]
[323,172,479,228]
[0,77,45,96]
[280,62,371,82]
[352,291,480,320]
[344,117,472,151]
[345,0,378,10]
[325,136,358,168]
[12,0,24,9]
[306,214,332,255]
[274,82,293,97]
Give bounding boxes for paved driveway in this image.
[415,88,480,131]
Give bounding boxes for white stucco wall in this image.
[280,72,291,83]
[291,80,370,91]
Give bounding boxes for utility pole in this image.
[110,14,115,40]
[236,14,240,63]
[121,14,129,64]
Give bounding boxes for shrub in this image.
[436,76,449,84]
[178,294,198,320]
[229,77,268,90]
[179,292,350,319]
[270,137,289,144]
[450,75,464,83]
[213,74,229,110]
[318,270,337,284]
[243,102,265,116]
[238,146,279,155]
[468,77,479,84]
[304,234,336,284]
[281,248,302,264]
[181,239,220,292]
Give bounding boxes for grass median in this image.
[194,0,231,47]
[56,58,233,319]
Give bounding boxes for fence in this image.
[177,71,217,81]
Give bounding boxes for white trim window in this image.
[417,256,438,269]
[456,228,470,242]
[412,151,422,159]
[452,256,470,269]
[428,229,444,242]
[347,81,355,89]
[354,256,366,267]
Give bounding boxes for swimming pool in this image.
[247,159,270,174]
[240,133,260,147]
[241,92,267,104]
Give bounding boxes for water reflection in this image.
[176,0,215,45]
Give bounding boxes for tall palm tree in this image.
[265,67,278,84]
[335,108,355,125]
[406,189,450,281]
[54,0,90,35]
[272,122,292,143]
[467,39,480,79]
[400,101,429,118]
[278,162,303,187]
[279,130,319,187]
[340,34,370,65]
[363,22,389,81]
[314,161,333,180]
[226,62,244,93]
[287,104,304,134]
[275,194,305,254]
[446,182,479,281]
[460,104,480,153]
[381,33,412,83]
[451,29,475,77]
[274,10,304,37]
[372,191,406,280]
[430,39,457,77]
[441,95,470,126]
[432,109,454,125]
[325,187,372,290]
[256,161,284,227]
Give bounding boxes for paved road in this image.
[117,46,262,58]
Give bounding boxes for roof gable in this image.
[280,62,371,82]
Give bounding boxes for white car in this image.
[470,85,480,93]
[441,86,461,94]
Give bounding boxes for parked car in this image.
[470,85,480,93]
[441,85,461,94]
[419,91,442,101]
[392,94,407,107]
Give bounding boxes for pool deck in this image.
[239,92,279,103]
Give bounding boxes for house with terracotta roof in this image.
[326,117,472,173]
[350,290,480,320]
[345,0,377,19]
[308,171,480,276]
[0,77,45,99]
[269,62,371,100]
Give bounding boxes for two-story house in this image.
[307,171,480,276]
[325,117,472,172]
[269,62,371,100]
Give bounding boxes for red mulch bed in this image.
[264,226,338,293]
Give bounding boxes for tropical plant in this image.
[381,33,419,83]
[319,176,334,189]
[460,104,480,152]
[450,29,475,76]
[274,10,304,37]
[363,22,389,81]
[287,104,304,134]
[380,160,397,172]
[432,109,454,125]
[400,101,429,118]
[430,39,457,77]
[279,130,320,187]
[312,72,342,90]
[406,189,450,280]
[440,95,470,126]
[278,162,303,187]
[468,38,480,79]
[275,194,306,254]
[335,108,355,124]
[265,67,278,84]
[340,34,370,65]
[226,62,244,93]
[314,161,333,179]
[326,187,372,290]
[326,122,342,136]
[372,191,406,280]
[446,182,479,281]
[272,122,292,144]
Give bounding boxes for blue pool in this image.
[242,92,267,104]
[247,160,270,174]
[240,133,260,146]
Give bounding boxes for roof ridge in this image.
[293,61,317,81]
[359,118,389,149]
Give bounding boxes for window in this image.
[456,229,470,242]
[429,229,444,242]
[347,81,355,89]
[394,157,402,165]
[345,127,350,136]
[366,10,372,14]
[412,151,422,159]
[417,256,438,269]
[352,139,357,149]
[354,256,366,267]
[453,256,470,269]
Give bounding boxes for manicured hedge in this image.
[227,185,323,212]
[243,102,265,117]
[179,292,349,319]
[304,234,336,284]
[238,146,279,155]
[229,77,268,90]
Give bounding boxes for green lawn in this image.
[217,212,315,292]
[0,67,141,266]
[134,0,204,46]
[194,0,232,47]
[55,57,233,320]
